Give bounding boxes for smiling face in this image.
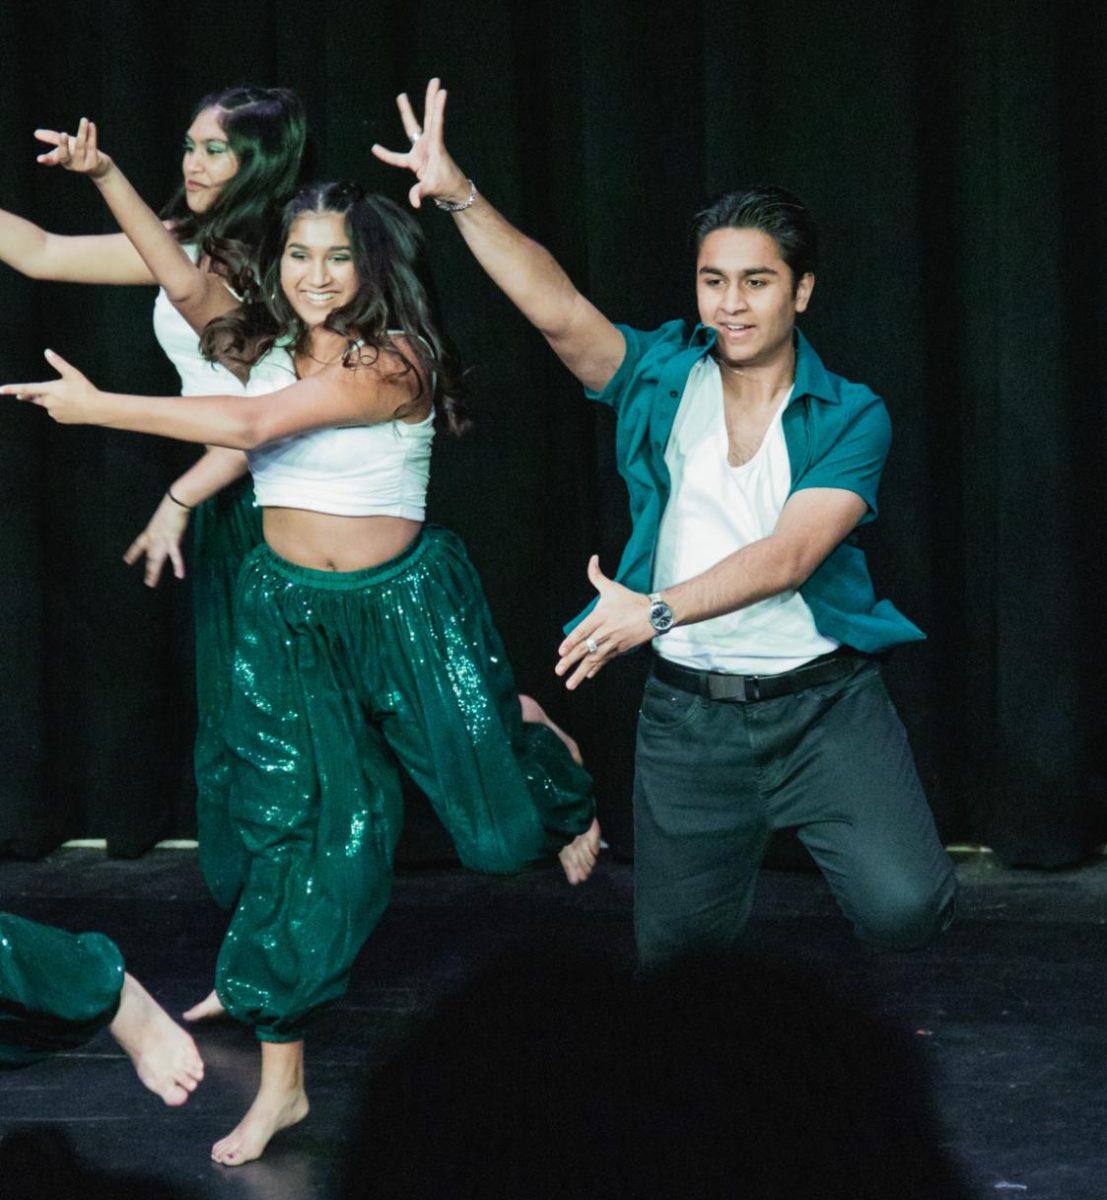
[279,211,359,327]
[696,227,813,372]
[181,107,239,213]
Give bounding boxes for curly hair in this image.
[201,181,468,436]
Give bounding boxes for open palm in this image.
[372,78,471,209]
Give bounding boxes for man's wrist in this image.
[434,177,479,213]
[647,591,675,635]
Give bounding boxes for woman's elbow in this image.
[222,411,265,450]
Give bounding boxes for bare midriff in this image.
[262,509,422,572]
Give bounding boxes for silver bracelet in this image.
[434,179,479,213]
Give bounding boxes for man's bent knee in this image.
[854,876,958,951]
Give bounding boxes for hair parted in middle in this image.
[201,181,468,436]
[161,84,309,297]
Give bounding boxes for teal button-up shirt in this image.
[569,319,923,653]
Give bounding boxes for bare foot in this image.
[519,694,584,765]
[183,988,226,1023]
[212,1041,309,1166]
[559,817,601,885]
[109,973,204,1106]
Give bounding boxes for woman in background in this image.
[12,86,307,918]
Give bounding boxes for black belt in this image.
[651,649,865,703]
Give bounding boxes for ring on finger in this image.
[585,637,599,655]
[409,130,422,145]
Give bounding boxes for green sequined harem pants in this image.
[0,913,124,1067]
[191,476,264,910]
[215,527,595,1042]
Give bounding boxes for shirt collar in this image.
[687,323,841,405]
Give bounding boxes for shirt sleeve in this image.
[582,324,639,413]
[791,396,891,517]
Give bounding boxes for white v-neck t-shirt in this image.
[651,358,839,674]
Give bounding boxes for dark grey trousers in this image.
[633,657,957,968]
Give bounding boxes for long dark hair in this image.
[161,85,307,296]
[201,181,468,435]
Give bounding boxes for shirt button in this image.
[669,390,678,398]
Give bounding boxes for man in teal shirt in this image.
[377,80,956,962]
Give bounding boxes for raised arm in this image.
[373,80,625,394]
[35,119,236,333]
[3,347,427,450]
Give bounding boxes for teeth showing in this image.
[304,292,337,302]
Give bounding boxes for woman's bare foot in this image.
[519,694,584,765]
[559,817,601,885]
[212,1040,309,1166]
[183,988,226,1023]
[109,973,204,1106]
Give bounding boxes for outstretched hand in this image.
[35,116,113,179]
[0,350,103,424]
[371,78,472,210]
[556,556,655,690]
[124,493,191,588]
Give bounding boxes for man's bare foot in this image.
[183,989,226,1023]
[212,1040,308,1166]
[109,973,204,1106]
[519,694,584,765]
[559,817,601,885]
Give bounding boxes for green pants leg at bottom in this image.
[0,912,124,1066]
[216,529,595,1042]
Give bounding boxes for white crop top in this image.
[245,344,435,520]
[151,243,245,396]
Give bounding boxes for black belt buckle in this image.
[715,674,763,702]
[703,669,757,702]
[654,650,861,704]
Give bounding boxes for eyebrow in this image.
[286,243,353,252]
[697,265,780,278]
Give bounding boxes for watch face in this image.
[649,600,674,633]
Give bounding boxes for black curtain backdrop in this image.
[0,0,1103,865]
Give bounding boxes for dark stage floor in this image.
[1,846,1105,1198]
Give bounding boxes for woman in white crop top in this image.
[8,90,307,917]
[7,155,600,1165]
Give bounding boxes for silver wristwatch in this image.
[647,592,674,635]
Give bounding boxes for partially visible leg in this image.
[187,484,265,1016]
[517,693,598,882]
[558,817,602,885]
[211,1040,307,1166]
[109,973,204,1105]
[633,678,770,971]
[0,913,202,1105]
[777,664,956,950]
[0,913,124,1066]
[182,989,224,1023]
[370,529,596,877]
[191,479,263,912]
[519,694,583,765]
